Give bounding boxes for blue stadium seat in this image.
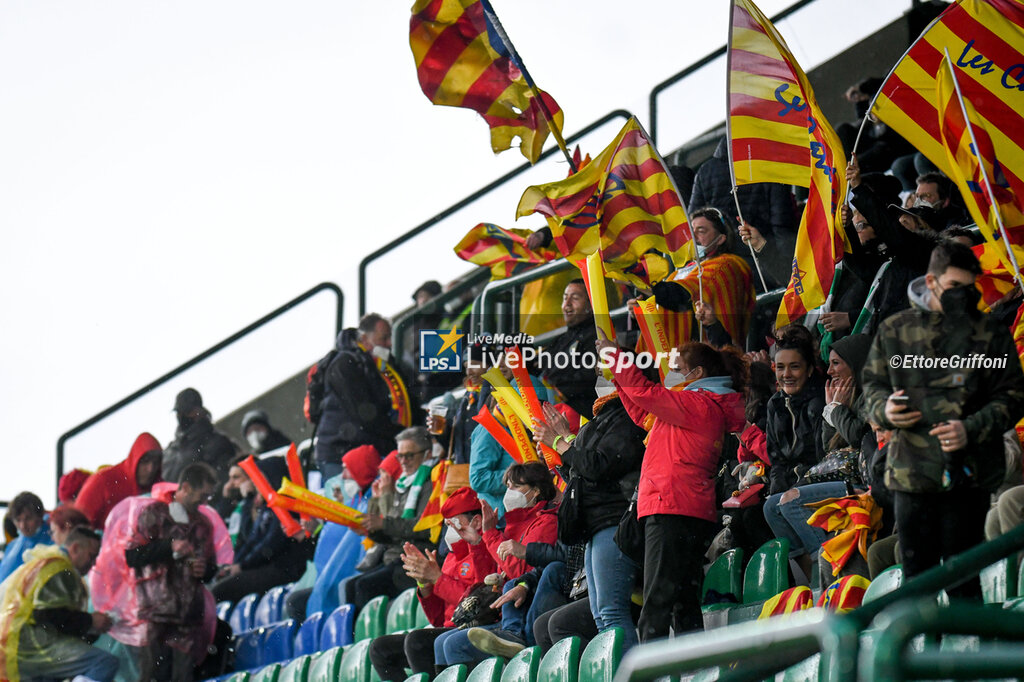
[295,611,325,658]
[254,585,290,629]
[217,600,234,623]
[233,627,264,671]
[262,619,298,666]
[320,603,355,650]
[230,593,260,635]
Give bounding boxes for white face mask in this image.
[914,196,939,210]
[594,376,615,398]
[341,478,362,503]
[663,371,686,389]
[246,430,267,450]
[503,488,531,511]
[169,501,189,524]
[371,346,391,363]
[444,525,461,547]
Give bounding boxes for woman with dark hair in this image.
[601,336,748,641]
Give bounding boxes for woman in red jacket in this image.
[479,461,559,579]
[602,336,748,641]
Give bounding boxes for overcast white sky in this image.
[0,0,903,506]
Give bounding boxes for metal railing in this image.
[54,282,343,499]
[613,523,1024,682]
[357,109,634,317]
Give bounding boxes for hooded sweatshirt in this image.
[76,432,162,530]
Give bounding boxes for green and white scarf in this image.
[395,464,431,519]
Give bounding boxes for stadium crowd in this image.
[4,36,1024,682]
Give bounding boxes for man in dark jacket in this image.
[162,388,237,484]
[688,137,799,292]
[314,314,409,480]
[540,280,598,419]
[862,241,1024,596]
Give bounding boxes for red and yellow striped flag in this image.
[517,117,695,279]
[726,0,848,327]
[873,0,1024,182]
[410,0,563,164]
[937,52,1024,284]
[454,223,559,280]
[757,586,812,619]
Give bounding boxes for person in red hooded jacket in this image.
[369,488,495,681]
[601,336,748,641]
[75,433,163,530]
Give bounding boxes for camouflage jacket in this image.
[861,278,1024,493]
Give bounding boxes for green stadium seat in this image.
[743,539,790,603]
[386,588,419,634]
[778,653,820,681]
[434,663,468,682]
[537,636,580,682]
[500,646,540,682]
[578,628,623,682]
[307,646,344,682]
[225,673,251,682]
[701,548,744,612]
[355,595,390,642]
[466,657,504,682]
[278,655,312,682]
[339,638,380,682]
[863,564,903,604]
[981,557,1016,604]
[404,674,430,682]
[249,663,281,682]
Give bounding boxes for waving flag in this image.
[872,0,1024,182]
[454,223,558,279]
[410,0,563,164]
[938,52,1024,286]
[516,117,694,280]
[726,0,848,327]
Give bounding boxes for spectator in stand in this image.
[369,488,496,682]
[429,342,488,465]
[530,390,646,651]
[162,388,237,484]
[210,457,305,603]
[763,334,872,582]
[406,280,461,407]
[913,172,968,231]
[688,137,799,293]
[48,505,91,546]
[314,314,410,481]
[76,432,163,530]
[240,409,291,454]
[861,241,1024,596]
[603,337,747,641]
[469,396,517,518]
[541,280,599,419]
[347,427,434,611]
[58,468,93,506]
[0,527,117,682]
[650,207,756,348]
[440,462,559,663]
[765,327,826,498]
[125,464,219,681]
[0,492,53,583]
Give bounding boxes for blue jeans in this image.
[763,482,849,558]
[502,561,567,646]
[434,625,498,666]
[586,526,639,650]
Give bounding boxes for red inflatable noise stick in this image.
[284,443,311,525]
[238,455,306,538]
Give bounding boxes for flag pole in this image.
[724,0,770,293]
[944,50,1024,291]
[479,0,576,173]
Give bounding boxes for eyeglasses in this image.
[396,448,428,461]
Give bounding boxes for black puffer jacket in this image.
[766,373,826,494]
[314,329,403,467]
[558,397,646,541]
[162,418,237,483]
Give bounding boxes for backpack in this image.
[304,350,338,424]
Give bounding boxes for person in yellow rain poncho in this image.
[0,527,118,681]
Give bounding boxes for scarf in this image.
[805,493,883,576]
[395,464,431,519]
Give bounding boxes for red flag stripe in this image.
[732,4,770,34]
[730,48,799,83]
[732,137,810,167]
[730,92,812,124]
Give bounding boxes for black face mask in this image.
[938,284,982,319]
